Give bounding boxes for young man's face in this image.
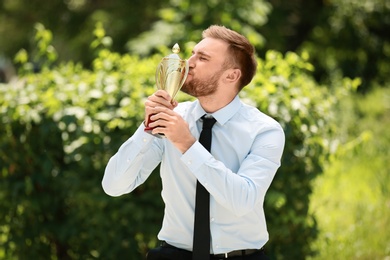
[182,37,229,97]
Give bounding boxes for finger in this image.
[152,127,166,136]
[154,91,177,109]
[147,95,175,110]
[149,119,169,134]
[144,102,156,123]
[150,110,171,123]
[152,106,175,116]
[155,90,172,101]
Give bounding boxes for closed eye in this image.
[191,50,211,61]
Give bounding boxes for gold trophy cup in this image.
[144,43,189,135]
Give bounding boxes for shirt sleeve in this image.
[102,123,163,196]
[181,126,285,217]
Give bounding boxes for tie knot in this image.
[201,115,216,130]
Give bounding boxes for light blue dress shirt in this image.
[102,95,285,254]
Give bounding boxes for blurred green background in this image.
[0,0,389,259]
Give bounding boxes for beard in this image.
[181,69,224,97]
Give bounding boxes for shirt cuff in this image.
[181,141,212,173]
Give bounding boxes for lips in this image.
[186,72,193,80]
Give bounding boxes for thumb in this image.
[171,100,178,108]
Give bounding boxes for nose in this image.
[187,55,195,69]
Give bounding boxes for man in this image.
[102,25,285,259]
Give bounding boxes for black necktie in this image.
[192,115,216,260]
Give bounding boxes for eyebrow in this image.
[192,50,212,59]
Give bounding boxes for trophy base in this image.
[144,114,165,138]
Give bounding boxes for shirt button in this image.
[143,138,147,142]
[211,218,215,222]
[204,182,208,186]
[187,160,192,165]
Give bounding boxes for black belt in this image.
[212,248,264,258]
[160,241,264,259]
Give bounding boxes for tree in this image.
[298,0,390,92]
[1,0,388,94]
[0,0,164,66]
[127,0,271,56]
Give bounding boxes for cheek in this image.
[196,69,213,80]
[193,64,220,80]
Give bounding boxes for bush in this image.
[243,50,359,259]
[0,24,355,259]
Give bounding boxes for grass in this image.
[308,87,390,259]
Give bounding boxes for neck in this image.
[198,93,236,113]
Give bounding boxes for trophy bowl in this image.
[144,43,189,135]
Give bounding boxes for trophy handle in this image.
[179,60,190,91]
[155,63,164,91]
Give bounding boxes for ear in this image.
[225,68,241,84]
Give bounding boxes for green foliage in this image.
[127,0,271,55]
[243,50,357,259]
[0,0,164,64]
[0,25,353,259]
[13,23,58,75]
[300,0,390,92]
[309,87,390,259]
[1,25,162,259]
[1,0,388,97]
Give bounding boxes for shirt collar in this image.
[193,95,242,126]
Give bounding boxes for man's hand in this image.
[145,90,177,126]
[148,106,196,153]
[145,90,196,153]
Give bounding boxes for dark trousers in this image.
[146,243,270,260]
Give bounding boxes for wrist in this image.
[177,137,196,154]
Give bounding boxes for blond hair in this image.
[202,25,257,90]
